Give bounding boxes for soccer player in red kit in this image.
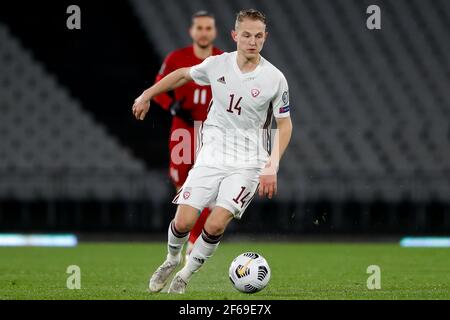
[152,11,222,261]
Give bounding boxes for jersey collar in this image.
[232,51,263,79]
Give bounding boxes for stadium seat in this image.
[0,23,160,201]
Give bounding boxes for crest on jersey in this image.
[251,89,260,97]
[183,191,191,200]
[217,76,226,84]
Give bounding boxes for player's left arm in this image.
[259,116,293,199]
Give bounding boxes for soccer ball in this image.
[228,252,271,293]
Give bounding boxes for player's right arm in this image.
[132,67,193,121]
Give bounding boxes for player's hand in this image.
[132,94,151,120]
[169,98,194,126]
[259,173,277,199]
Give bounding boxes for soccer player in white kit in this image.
[132,9,293,294]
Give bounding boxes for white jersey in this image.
[189,51,290,169]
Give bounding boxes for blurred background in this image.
[0,0,449,240]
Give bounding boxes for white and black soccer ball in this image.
[228,252,271,293]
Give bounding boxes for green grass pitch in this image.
[0,242,449,299]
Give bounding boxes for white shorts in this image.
[172,165,261,219]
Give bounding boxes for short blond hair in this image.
[235,9,267,30]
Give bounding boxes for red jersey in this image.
[153,46,223,123]
[153,46,222,188]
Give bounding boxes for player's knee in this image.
[173,216,192,233]
[204,207,233,235]
[204,219,226,236]
[173,205,198,232]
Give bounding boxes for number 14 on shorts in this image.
[232,186,256,208]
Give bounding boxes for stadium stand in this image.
[0,23,169,204]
